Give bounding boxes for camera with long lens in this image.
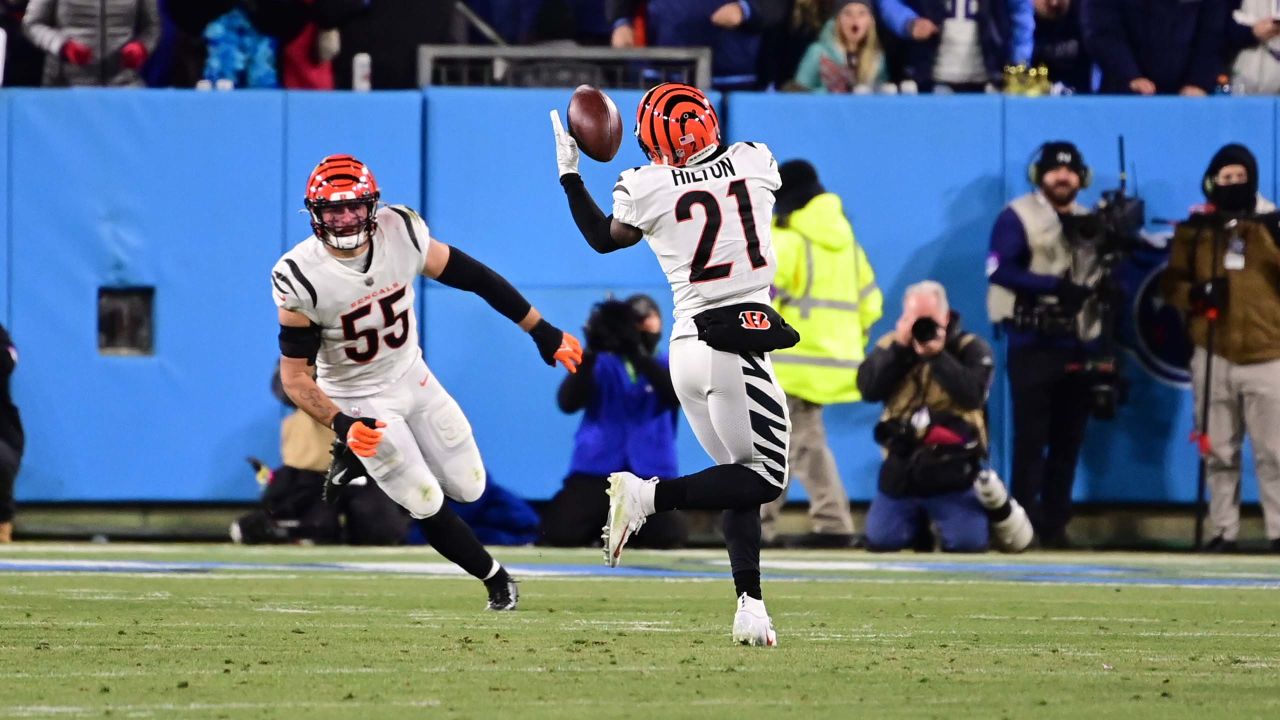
[873,418,918,457]
[910,317,940,344]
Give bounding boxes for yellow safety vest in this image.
[771,193,883,404]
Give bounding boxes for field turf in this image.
[1,544,1278,719]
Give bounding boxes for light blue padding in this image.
[728,94,1006,502]
[1003,97,1275,503]
[9,90,285,501]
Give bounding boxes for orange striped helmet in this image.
[304,154,381,250]
[634,83,720,167]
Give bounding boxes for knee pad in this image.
[991,498,1034,553]
[450,468,486,504]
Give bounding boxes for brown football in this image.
[567,85,623,162]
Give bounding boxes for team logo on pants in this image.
[739,310,771,330]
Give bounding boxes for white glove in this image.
[549,109,580,178]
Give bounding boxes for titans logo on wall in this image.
[1113,242,1193,387]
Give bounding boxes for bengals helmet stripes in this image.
[304,154,381,250]
[634,83,720,168]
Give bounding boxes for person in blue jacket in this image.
[541,294,688,547]
[1081,0,1226,95]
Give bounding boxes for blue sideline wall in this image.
[3,88,1271,503]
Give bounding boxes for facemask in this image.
[641,331,661,355]
[1210,184,1256,214]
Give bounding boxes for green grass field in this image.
[2,544,1278,719]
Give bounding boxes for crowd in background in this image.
[1,0,1279,94]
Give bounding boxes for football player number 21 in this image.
[678,179,768,282]
[341,286,409,362]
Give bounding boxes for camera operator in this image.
[541,294,687,548]
[987,140,1100,549]
[857,281,1032,553]
[1162,143,1280,553]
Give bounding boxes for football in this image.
[567,85,623,162]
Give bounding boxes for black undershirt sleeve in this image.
[560,173,622,254]
[433,247,532,324]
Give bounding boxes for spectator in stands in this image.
[541,295,688,548]
[1226,1,1280,94]
[1162,144,1280,553]
[1031,0,1091,93]
[792,0,887,92]
[856,281,1032,553]
[761,0,835,90]
[1081,0,1226,95]
[2,1,45,86]
[609,0,787,89]
[878,0,1033,92]
[759,160,881,548]
[23,0,159,87]
[0,324,22,544]
[334,0,454,89]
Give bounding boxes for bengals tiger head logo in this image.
[739,310,771,330]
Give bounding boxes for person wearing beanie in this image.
[760,160,882,548]
[987,140,1098,549]
[1163,143,1280,553]
[792,0,888,92]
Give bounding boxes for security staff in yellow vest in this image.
[759,160,883,547]
[987,141,1100,549]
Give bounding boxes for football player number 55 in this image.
[678,179,767,282]
[341,286,409,362]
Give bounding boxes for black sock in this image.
[418,503,497,581]
[723,508,763,600]
[653,464,779,512]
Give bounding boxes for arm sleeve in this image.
[22,0,66,55]
[561,173,628,253]
[433,247,533,324]
[926,336,994,411]
[856,341,918,402]
[1161,226,1196,312]
[877,0,919,38]
[793,43,825,92]
[136,0,161,51]
[1081,0,1143,87]
[987,208,1063,295]
[632,354,680,409]
[854,243,884,332]
[1007,0,1034,64]
[557,353,597,413]
[1185,0,1227,92]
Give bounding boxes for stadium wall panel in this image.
[4,89,1271,504]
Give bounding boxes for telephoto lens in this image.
[911,317,940,344]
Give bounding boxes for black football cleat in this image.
[485,577,519,611]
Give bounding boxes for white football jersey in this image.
[272,205,430,398]
[613,142,781,338]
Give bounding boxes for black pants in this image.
[539,472,688,549]
[0,439,20,524]
[1007,346,1093,541]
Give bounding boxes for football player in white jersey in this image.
[551,84,797,646]
[273,154,583,610]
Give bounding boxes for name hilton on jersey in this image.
[670,156,736,187]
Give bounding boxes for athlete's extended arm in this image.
[277,307,384,456]
[422,241,583,373]
[550,110,644,253]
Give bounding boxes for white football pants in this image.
[332,359,485,519]
[668,336,791,489]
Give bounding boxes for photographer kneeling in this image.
[857,281,1032,553]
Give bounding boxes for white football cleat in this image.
[731,593,777,647]
[601,472,649,568]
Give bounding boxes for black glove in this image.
[1055,279,1093,313]
[1188,279,1228,317]
[330,412,379,445]
[529,319,566,365]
